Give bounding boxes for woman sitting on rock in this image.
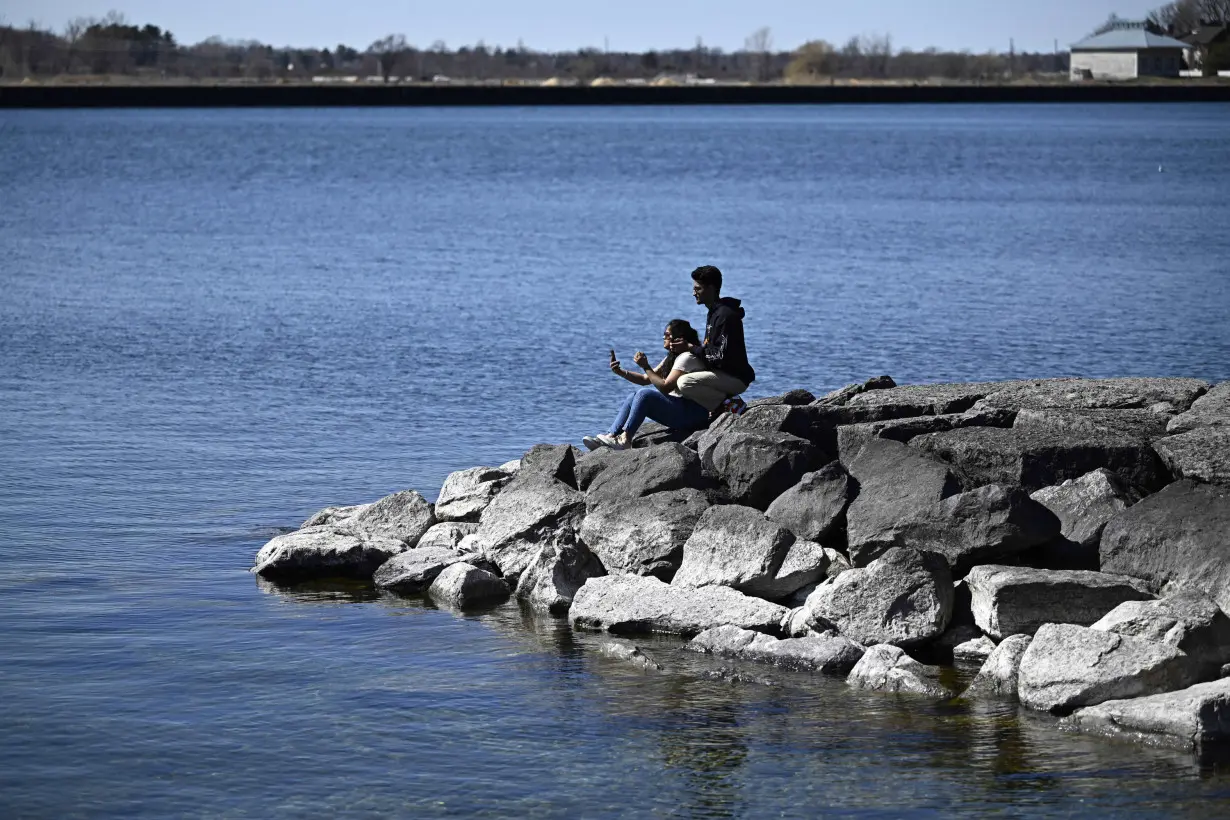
[583,319,710,451]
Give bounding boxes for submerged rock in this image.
[1017,623,1198,715]
[689,625,864,674]
[569,575,789,637]
[427,562,510,608]
[595,642,663,672]
[1066,677,1230,752]
[252,526,404,580]
[846,644,956,698]
[964,565,1152,640]
[953,636,997,663]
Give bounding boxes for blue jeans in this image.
[609,388,709,437]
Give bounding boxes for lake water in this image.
[2,104,1229,817]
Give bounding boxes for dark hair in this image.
[665,319,701,347]
[690,265,722,292]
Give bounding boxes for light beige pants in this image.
[677,370,749,412]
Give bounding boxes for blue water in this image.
[2,104,1229,818]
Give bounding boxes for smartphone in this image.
[609,349,617,363]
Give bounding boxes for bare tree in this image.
[744,26,773,81]
[368,33,408,82]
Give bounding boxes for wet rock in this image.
[884,483,1060,575]
[954,636,997,663]
[1167,382,1230,434]
[964,565,1152,640]
[474,474,586,584]
[1029,468,1142,550]
[569,574,789,637]
[345,490,437,547]
[435,466,512,522]
[709,430,826,510]
[803,547,953,647]
[980,377,1209,413]
[1100,480,1230,612]
[689,625,865,674]
[1153,427,1230,486]
[1066,677,1230,752]
[416,521,479,552]
[516,542,606,615]
[520,443,580,488]
[844,438,962,565]
[252,526,404,580]
[912,410,1170,493]
[846,644,956,698]
[427,562,511,608]
[578,489,709,580]
[586,444,706,510]
[964,634,1032,699]
[300,504,364,529]
[1092,589,1230,674]
[1017,623,1198,715]
[596,642,663,672]
[672,505,796,598]
[373,546,468,592]
[836,407,1016,465]
[764,461,852,543]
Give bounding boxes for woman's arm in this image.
[634,352,684,395]
[612,359,650,386]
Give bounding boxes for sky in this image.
[1,0,1165,53]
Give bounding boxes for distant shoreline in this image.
[3,82,1230,108]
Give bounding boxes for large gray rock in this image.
[844,380,1037,417]
[763,539,832,601]
[474,474,587,584]
[912,409,1170,493]
[1017,623,1198,715]
[965,565,1153,640]
[963,634,1032,699]
[1167,381,1230,434]
[585,444,706,509]
[1066,677,1230,752]
[803,547,953,647]
[519,443,580,488]
[435,466,512,522]
[1092,589,1230,674]
[373,546,469,592]
[689,625,865,674]
[846,644,956,698]
[836,407,1016,465]
[981,377,1209,413]
[709,430,825,510]
[573,447,622,491]
[764,461,852,543]
[345,490,437,547]
[578,489,709,580]
[252,526,404,580]
[595,642,663,672]
[747,388,817,408]
[569,574,789,637]
[300,504,364,529]
[516,542,606,615]
[1029,468,1142,549]
[1100,480,1230,613]
[416,521,479,552]
[881,483,1060,575]
[427,562,511,608]
[844,438,962,566]
[953,636,997,663]
[672,505,797,598]
[1153,427,1230,487]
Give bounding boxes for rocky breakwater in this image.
[253,376,1230,755]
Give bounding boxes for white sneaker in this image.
[582,435,605,451]
[607,433,630,451]
[584,433,622,450]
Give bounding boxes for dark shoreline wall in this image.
[3,83,1230,108]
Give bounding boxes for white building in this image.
[1070,22,1191,80]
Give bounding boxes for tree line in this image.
[0,5,1222,85]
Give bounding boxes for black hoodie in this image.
[698,297,756,386]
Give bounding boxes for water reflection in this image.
[254,575,381,604]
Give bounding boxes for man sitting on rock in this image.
[673,265,756,417]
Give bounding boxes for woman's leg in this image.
[607,391,637,435]
[623,389,709,436]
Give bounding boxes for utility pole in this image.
[1009,37,1015,79]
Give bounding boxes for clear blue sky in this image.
[2,0,1162,53]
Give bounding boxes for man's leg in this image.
[676,370,749,411]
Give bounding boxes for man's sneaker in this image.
[722,396,749,416]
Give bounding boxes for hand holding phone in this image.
[609,349,620,373]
